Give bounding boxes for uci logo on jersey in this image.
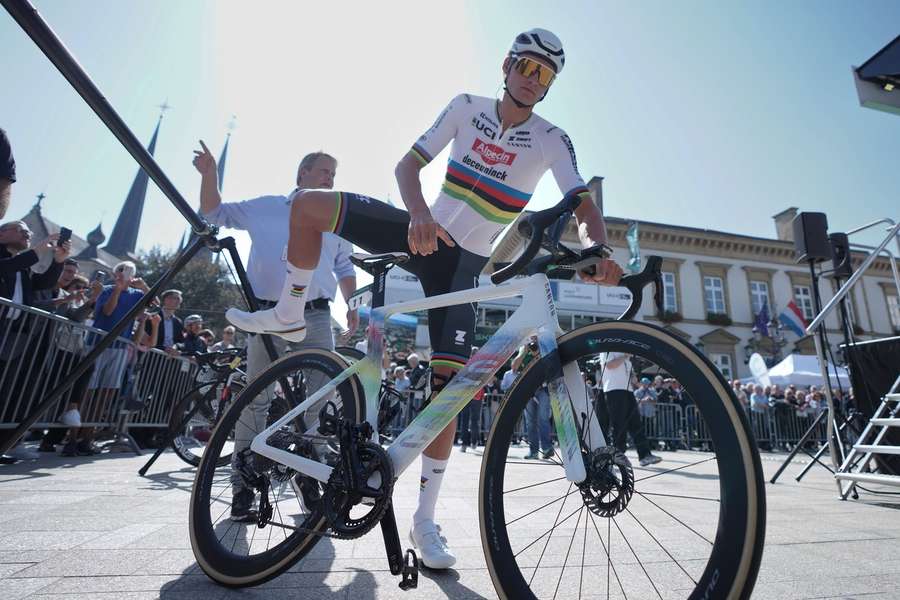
[472,138,517,166]
[471,117,497,140]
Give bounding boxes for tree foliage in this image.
[137,246,246,336]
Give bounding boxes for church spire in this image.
[217,116,236,192]
[103,106,166,258]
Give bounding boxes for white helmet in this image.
[510,28,565,74]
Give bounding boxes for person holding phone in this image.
[0,220,71,462]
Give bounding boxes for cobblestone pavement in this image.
[1,444,898,599]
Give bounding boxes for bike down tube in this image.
[387,274,588,483]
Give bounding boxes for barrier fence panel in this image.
[640,402,684,449]
[1,297,198,434]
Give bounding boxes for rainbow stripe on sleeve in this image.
[409,144,433,167]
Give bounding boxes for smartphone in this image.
[58,227,72,247]
[92,270,106,283]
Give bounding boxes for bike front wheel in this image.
[480,320,765,600]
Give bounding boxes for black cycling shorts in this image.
[330,192,487,370]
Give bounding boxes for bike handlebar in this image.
[491,194,583,285]
[489,193,664,321]
[615,256,664,321]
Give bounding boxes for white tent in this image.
[764,354,851,388]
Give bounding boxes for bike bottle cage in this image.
[349,252,409,276]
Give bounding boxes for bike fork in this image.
[380,504,418,590]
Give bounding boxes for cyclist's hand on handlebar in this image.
[578,258,624,286]
[408,208,455,255]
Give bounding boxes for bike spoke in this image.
[634,456,716,483]
[637,490,719,503]
[506,487,581,526]
[579,504,587,600]
[504,475,568,495]
[587,511,625,600]
[625,507,696,585]
[513,505,583,559]
[552,505,583,600]
[634,491,714,545]
[528,482,574,587]
[611,516,663,599]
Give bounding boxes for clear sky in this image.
[2,1,899,324]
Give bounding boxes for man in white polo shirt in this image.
[192,144,358,521]
[597,352,662,467]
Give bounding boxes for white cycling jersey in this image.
[410,93,592,257]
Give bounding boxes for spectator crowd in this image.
[0,215,242,462]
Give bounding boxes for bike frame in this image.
[250,272,606,485]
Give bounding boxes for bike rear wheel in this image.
[189,349,364,587]
[480,321,765,600]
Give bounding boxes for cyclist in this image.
[226,28,624,568]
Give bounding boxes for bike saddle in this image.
[349,252,409,275]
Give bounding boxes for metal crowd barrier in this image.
[378,380,831,454]
[1,297,197,433]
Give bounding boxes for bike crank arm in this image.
[380,504,418,590]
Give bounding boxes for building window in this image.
[710,353,733,379]
[794,285,815,320]
[888,295,900,330]
[704,276,726,314]
[749,281,769,316]
[662,271,677,312]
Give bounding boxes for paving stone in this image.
[0,444,897,599]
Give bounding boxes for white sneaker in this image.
[61,409,81,428]
[409,519,456,569]
[225,307,306,343]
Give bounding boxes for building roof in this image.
[102,116,162,259]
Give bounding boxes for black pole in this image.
[0,236,209,455]
[216,237,280,363]
[769,408,829,484]
[1,0,209,235]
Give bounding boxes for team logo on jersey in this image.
[472,138,517,166]
[471,117,497,140]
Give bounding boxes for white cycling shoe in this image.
[225,307,306,343]
[409,519,456,569]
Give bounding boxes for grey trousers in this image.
[231,307,335,494]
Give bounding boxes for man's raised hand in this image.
[192,140,216,176]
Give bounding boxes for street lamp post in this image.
[746,314,789,366]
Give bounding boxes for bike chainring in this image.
[578,447,634,517]
[321,440,394,540]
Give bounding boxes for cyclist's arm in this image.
[546,129,608,248]
[395,154,430,215]
[397,96,466,254]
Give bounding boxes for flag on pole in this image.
[754,299,770,337]
[779,301,808,337]
[626,221,640,274]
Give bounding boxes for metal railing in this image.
[379,382,828,453]
[1,297,197,431]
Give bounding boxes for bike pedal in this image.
[399,549,418,591]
